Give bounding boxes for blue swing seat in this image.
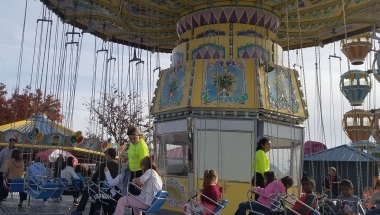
[27,182,59,199]
[311,206,320,215]
[60,178,70,190]
[213,199,228,215]
[9,178,25,192]
[139,190,169,214]
[193,199,228,215]
[50,182,65,199]
[72,179,84,192]
[246,190,282,215]
[188,189,228,215]
[125,182,168,214]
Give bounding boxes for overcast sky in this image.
[1,1,379,150]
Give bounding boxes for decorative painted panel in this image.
[176,6,281,36]
[1,129,24,143]
[192,43,225,60]
[196,29,226,39]
[179,38,189,44]
[45,133,65,146]
[84,138,100,151]
[158,64,188,110]
[163,178,187,208]
[236,29,265,38]
[266,67,299,113]
[202,60,248,105]
[237,43,270,61]
[172,52,184,66]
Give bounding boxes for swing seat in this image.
[72,178,84,191]
[126,182,168,214]
[139,190,169,214]
[27,182,59,199]
[50,182,65,199]
[86,181,117,204]
[100,182,119,202]
[188,189,228,215]
[246,190,282,215]
[60,178,70,191]
[101,182,112,190]
[310,206,320,215]
[27,179,40,191]
[213,199,228,215]
[193,199,228,215]
[9,178,25,192]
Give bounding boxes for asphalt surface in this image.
[0,193,133,215]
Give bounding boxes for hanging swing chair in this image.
[126,182,169,214]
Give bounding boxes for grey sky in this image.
[1,0,379,150]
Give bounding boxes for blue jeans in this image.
[235,201,270,215]
[366,209,380,215]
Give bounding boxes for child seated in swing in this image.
[363,187,374,210]
[366,186,380,215]
[280,177,318,215]
[184,170,222,215]
[326,179,364,215]
[235,174,294,215]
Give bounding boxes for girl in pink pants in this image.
[115,195,149,215]
[114,156,163,215]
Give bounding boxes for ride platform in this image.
[0,193,130,215]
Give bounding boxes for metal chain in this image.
[213,0,223,182]
[341,0,362,196]
[341,0,350,71]
[282,1,290,184]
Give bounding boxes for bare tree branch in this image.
[84,88,153,147]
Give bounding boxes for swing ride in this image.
[1,0,380,214]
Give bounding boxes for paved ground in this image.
[0,193,179,215]
[0,193,132,215]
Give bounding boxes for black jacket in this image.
[91,161,119,186]
[322,174,341,198]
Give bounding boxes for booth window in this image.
[155,132,188,176]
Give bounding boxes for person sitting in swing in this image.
[71,148,119,215]
[325,179,364,215]
[268,177,318,215]
[241,171,276,215]
[104,147,131,197]
[184,169,222,215]
[114,156,163,215]
[235,174,294,215]
[363,187,374,210]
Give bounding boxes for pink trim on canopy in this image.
[35,148,78,165]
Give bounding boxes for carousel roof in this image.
[0,113,103,157]
[304,144,380,162]
[40,0,380,53]
[0,113,74,136]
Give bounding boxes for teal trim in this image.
[191,43,225,60]
[237,43,270,61]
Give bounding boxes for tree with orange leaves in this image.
[0,84,64,125]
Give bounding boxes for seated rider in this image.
[184,170,222,215]
[235,174,294,215]
[326,179,364,215]
[279,177,318,215]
